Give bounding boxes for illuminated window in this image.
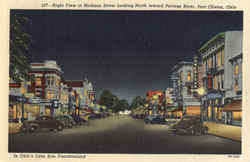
[234,80,239,92]
[234,64,239,75]
[214,76,217,89]
[180,71,183,81]
[217,51,221,67]
[56,79,60,87]
[221,48,224,65]
[35,78,42,86]
[233,112,242,121]
[187,71,191,81]
[46,91,55,100]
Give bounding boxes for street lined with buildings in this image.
[9,30,243,153]
[9,116,241,154]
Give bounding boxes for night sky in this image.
[11,10,243,102]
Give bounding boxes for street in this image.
[9,116,241,154]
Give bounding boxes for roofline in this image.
[198,32,225,52]
[171,61,193,72]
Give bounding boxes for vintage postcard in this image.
[1,0,250,162]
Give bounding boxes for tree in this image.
[114,99,129,112]
[99,90,119,112]
[10,13,33,83]
[130,96,147,110]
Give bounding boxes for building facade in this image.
[170,61,201,118]
[29,60,63,116]
[198,31,242,126]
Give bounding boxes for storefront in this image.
[9,95,29,121]
[222,100,242,126]
[170,107,183,119]
[185,106,200,117]
[203,91,223,122]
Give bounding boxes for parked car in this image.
[165,118,180,126]
[171,116,208,136]
[71,115,86,125]
[21,115,64,133]
[144,114,166,124]
[56,115,76,128]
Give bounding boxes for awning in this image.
[223,100,242,112]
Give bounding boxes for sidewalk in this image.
[204,121,241,141]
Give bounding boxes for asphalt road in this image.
[9,115,241,154]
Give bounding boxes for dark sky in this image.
[11,10,243,102]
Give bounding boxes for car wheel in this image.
[29,126,37,133]
[57,124,63,131]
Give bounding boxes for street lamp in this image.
[197,87,206,134]
[20,86,26,123]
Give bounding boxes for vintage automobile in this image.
[56,115,76,128]
[165,118,180,126]
[171,116,208,136]
[144,114,166,124]
[21,115,64,133]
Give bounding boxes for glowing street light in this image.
[197,87,206,135]
[197,87,206,96]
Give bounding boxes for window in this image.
[35,78,42,86]
[46,77,51,88]
[234,80,239,92]
[208,75,212,89]
[208,57,212,68]
[56,79,60,87]
[46,91,55,100]
[221,74,224,89]
[217,51,221,67]
[233,112,242,121]
[214,76,217,89]
[221,48,224,65]
[234,64,239,75]
[187,71,191,81]
[180,71,183,81]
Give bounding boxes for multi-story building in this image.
[29,60,63,116]
[65,78,95,115]
[59,79,69,114]
[198,31,242,126]
[9,79,34,121]
[170,61,201,118]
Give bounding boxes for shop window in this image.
[234,64,239,75]
[233,112,242,121]
[218,108,222,120]
[208,106,211,119]
[187,71,191,81]
[35,78,42,86]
